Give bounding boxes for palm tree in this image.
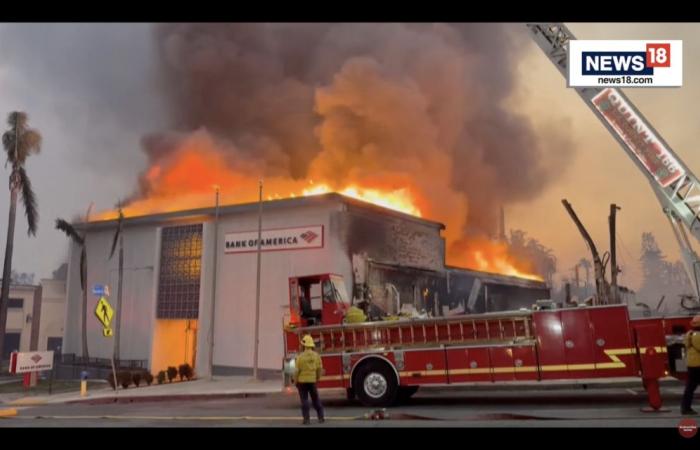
[0,112,41,360]
[56,208,91,360]
[109,204,124,363]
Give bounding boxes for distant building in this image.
[1,279,66,360]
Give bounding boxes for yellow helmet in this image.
[691,315,700,328]
[301,335,315,348]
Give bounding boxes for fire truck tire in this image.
[353,360,399,407]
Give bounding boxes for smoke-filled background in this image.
[129,23,574,272]
[2,23,700,297]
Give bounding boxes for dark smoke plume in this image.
[143,23,573,237]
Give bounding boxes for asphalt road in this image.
[0,385,698,427]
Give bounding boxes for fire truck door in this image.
[561,309,596,377]
[533,311,568,380]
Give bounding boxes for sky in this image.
[0,22,698,293]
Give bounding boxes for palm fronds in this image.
[55,218,85,246]
[109,206,124,259]
[17,166,38,236]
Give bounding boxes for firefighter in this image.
[294,334,325,424]
[682,315,700,415]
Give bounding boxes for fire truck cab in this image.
[287,274,351,328]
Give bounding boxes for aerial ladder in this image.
[528,23,700,308]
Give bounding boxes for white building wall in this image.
[63,196,438,373]
[209,202,351,372]
[5,286,37,352]
[38,279,66,351]
[63,225,158,361]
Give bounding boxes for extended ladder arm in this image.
[527,23,700,298]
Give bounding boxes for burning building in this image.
[62,193,549,377]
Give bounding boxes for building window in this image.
[8,298,23,309]
[157,224,203,319]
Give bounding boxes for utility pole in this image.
[252,180,263,380]
[562,199,610,305]
[609,204,621,304]
[208,186,220,380]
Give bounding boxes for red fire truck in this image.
[283,273,694,409]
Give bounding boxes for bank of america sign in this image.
[224,225,324,254]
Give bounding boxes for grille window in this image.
[157,224,203,319]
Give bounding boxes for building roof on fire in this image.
[445,266,549,289]
[77,192,446,232]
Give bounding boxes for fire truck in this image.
[283,273,693,409]
[283,24,700,409]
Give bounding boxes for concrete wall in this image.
[339,205,444,271]
[38,279,66,351]
[64,224,158,361]
[5,285,39,353]
[207,201,352,373]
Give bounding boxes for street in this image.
[1,385,698,427]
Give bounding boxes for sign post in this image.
[93,286,118,394]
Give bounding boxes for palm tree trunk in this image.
[113,234,123,363]
[0,180,19,360]
[81,247,89,361]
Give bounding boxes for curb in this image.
[6,398,49,406]
[66,391,282,405]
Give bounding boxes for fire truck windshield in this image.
[330,275,350,306]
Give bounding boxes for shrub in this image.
[144,372,154,386]
[118,371,131,389]
[167,366,178,383]
[157,370,166,385]
[178,363,194,381]
[106,375,116,390]
[132,371,142,387]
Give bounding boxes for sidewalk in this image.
[0,376,686,407]
[1,376,284,406]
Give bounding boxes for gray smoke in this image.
[143,23,573,237]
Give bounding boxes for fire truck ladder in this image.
[294,311,534,353]
[527,23,700,300]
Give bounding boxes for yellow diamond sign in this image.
[103,327,113,337]
[95,296,114,328]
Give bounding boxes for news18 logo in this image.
[568,40,682,87]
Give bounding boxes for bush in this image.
[144,372,154,386]
[178,363,194,381]
[118,371,131,389]
[106,375,116,390]
[157,370,166,385]
[132,371,142,387]
[167,366,178,383]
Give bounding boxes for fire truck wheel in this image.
[354,361,398,407]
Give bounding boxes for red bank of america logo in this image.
[30,354,42,363]
[300,230,318,243]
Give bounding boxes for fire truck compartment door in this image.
[533,311,568,379]
[561,309,596,376]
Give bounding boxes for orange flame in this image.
[448,237,543,282]
[92,144,542,282]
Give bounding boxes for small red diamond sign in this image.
[30,354,42,364]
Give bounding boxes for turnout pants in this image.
[297,383,324,421]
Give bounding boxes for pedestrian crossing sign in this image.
[95,296,114,328]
